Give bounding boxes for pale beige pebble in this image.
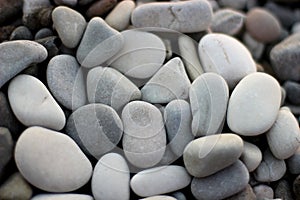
[183,133,244,178]
[105,0,135,31]
[243,32,265,60]
[227,72,281,136]
[266,108,300,160]
[8,75,65,131]
[240,141,262,172]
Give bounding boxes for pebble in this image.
[141,196,177,200]
[210,8,245,36]
[0,40,47,88]
[243,32,265,61]
[294,175,300,199]
[0,0,22,25]
[66,104,123,159]
[287,146,300,174]
[226,184,256,200]
[227,72,281,136]
[130,165,191,197]
[141,57,191,103]
[0,128,13,176]
[266,108,300,160]
[283,81,300,105]
[253,185,274,200]
[76,17,124,68]
[108,30,166,79]
[265,2,296,28]
[164,100,194,157]
[87,67,141,112]
[189,73,229,137]
[52,6,86,49]
[171,192,187,200]
[86,0,118,18]
[131,0,213,33]
[270,33,300,81]
[122,101,166,168]
[9,26,33,40]
[105,0,135,31]
[292,22,300,34]
[183,133,244,178]
[36,36,60,59]
[47,55,86,110]
[240,141,262,172]
[254,150,286,182]
[15,126,92,192]
[34,28,53,40]
[92,153,130,200]
[191,160,249,200]
[0,173,32,200]
[198,33,256,89]
[275,180,293,200]
[8,75,66,130]
[218,0,246,10]
[32,194,94,200]
[178,35,204,81]
[54,0,77,7]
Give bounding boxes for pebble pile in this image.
[0,0,300,199]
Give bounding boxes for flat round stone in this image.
[31,194,93,200]
[8,75,66,131]
[191,160,249,200]
[240,141,262,172]
[47,55,86,110]
[227,72,281,136]
[66,103,123,159]
[131,165,191,197]
[189,73,229,137]
[122,101,166,168]
[198,33,256,89]
[131,0,213,33]
[108,30,166,79]
[15,126,92,192]
[0,40,47,88]
[267,108,300,159]
[183,133,244,177]
[92,153,130,200]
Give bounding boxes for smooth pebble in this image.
[287,146,300,174]
[141,196,177,200]
[283,81,300,105]
[9,26,33,40]
[243,32,265,60]
[32,194,94,200]
[240,141,262,172]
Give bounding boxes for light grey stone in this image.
[87,67,141,112]
[52,6,86,48]
[189,73,229,137]
[8,75,66,131]
[15,126,92,192]
[191,160,249,200]
[47,55,86,110]
[131,0,213,33]
[171,192,186,200]
[141,57,191,104]
[66,103,123,159]
[198,33,256,89]
[130,165,191,197]
[240,141,262,172]
[122,101,166,168]
[92,153,130,200]
[0,40,47,88]
[183,133,244,178]
[227,72,281,136]
[76,17,124,68]
[32,194,94,200]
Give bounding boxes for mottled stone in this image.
[226,184,256,200]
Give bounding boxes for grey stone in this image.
[47,55,86,110]
[171,192,186,200]
[141,196,177,200]
[130,165,191,197]
[270,33,300,81]
[243,32,265,60]
[52,6,86,48]
[0,173,32,200]
[227,72,281,136]
[0,128,13,176]
[164,100,194,157]
[34,28,53,40]
[54,0,77,7]
[122,101,166,168]
[283,81,300,105]
[131,0,213,33]
[191,160,249,200]
[254,150,286,182]
[15,126,92,192]
[77,17,124,68]
[292,22,300,34]
[189,73,229,137]
[9,26,33,40]
[183,134,244,178]
[267,108,300,159]
[210,8,245,36]
[108,30,166,79]
[198,33,256,89]
[87,67,141,112]
[32,194,94,200]
[287,146,300,174]
[240,141,262,172]
[294,175,300,200]
[8,75,66,131]
[66,103,123,159]
[218,0,246,9]
[226,184,256,200]
[141,57,191,104]
[92,153,130,200]
[275,180,293,200]
[0,40,47,88]
[253,185,274,200]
